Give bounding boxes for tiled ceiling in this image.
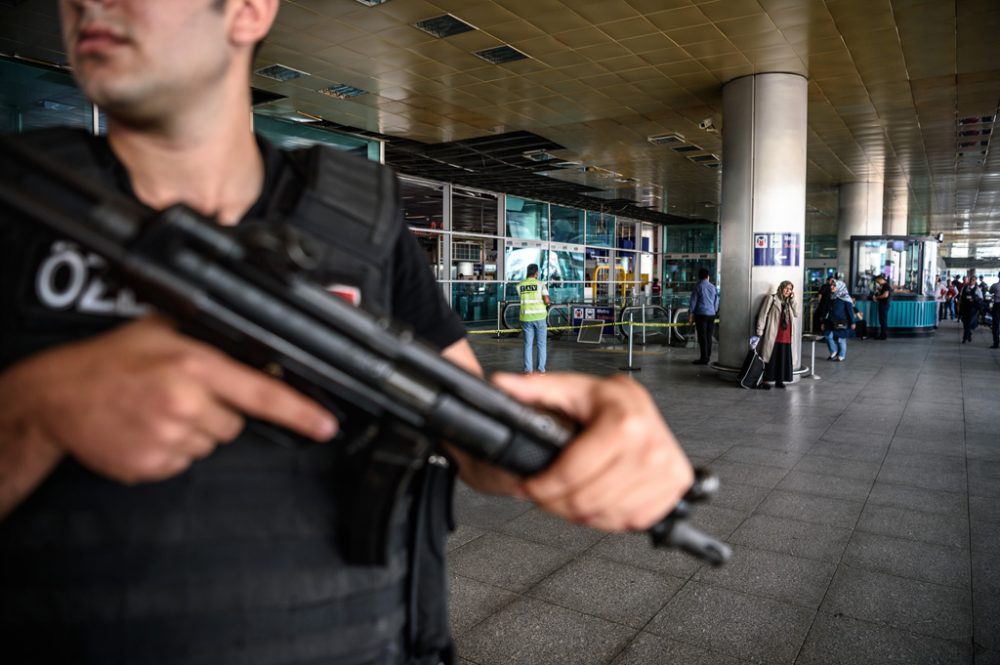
[1,0,998,258]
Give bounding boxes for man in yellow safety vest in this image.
[518,263,550,373]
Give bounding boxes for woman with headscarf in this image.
[754,281,799,389]
[822,280,857,361]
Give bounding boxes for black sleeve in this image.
[389,228,466,350]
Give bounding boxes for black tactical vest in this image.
[0,128,455,665]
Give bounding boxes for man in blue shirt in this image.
[688,268,719,364]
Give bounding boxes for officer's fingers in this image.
[198,355,337,441]
[490,372,604,422]
[522,392,648,504]
[193,401,245,444]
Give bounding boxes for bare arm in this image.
[0,316,337,520]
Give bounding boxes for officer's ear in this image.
[228,0,278,51]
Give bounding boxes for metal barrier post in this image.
[802,333,822,380]
[496,301,503,340]
[641,300,647,346]
[620,311,641,372]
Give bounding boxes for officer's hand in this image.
[492,372,693,532]
[19,316,337,484]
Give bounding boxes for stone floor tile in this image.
[498,508,605,554]
[694,545,836,609]
[449,574,518,636]
[589,531,704,580]
[448,532,572,593]
[792,454,882,481]
[755,490,864,529]
[795,612,973,665]
[646,582,814,664]
[843,531,971,588]
[456,596,635,665]
[775,470,874,501]
[729,514,852,563]
[719,446,804,469]
[867,481,968,517]
[447,525,485,552]
[609,632,746,665]
[820,565,973,642]
[857,504,970,550]
[527,554,685,628]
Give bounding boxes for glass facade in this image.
[850,236,937,297]
[252,114,381,161]
[0,58,94,133]
[4,55,712,331]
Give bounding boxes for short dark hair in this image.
[526,263,539,277]
[698,268,710,280]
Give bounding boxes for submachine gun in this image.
[0,135,731,567]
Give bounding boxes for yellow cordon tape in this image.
[467,318,720,335]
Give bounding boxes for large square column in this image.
[717,73,808,372]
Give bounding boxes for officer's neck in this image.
[106,92,263,226]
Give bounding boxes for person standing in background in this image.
[872,275,892,340]
[958,274,983,344]
[688,268,718,365]
[989,272,1000,349]
[518,263,550,373]
[755,281,799,390]
[822,281,857,361]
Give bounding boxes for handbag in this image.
[832,320,849,331]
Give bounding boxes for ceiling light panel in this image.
[474,45,529,65]
[254,64,309,82]
[414,14,476,38]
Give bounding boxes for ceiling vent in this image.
[354,0,389,5]
[686,153,721,168]
[647,133,685,146]
[475,45,529,65]
[254,63,309,82]
[317,83,369,99]
[414,14,476,38]
[523,149,556,162]
[672,144,702,153]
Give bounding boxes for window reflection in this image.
[452,235,497,281]
[401,178,445,230]
[452,188,498,235]
[585,211,613,247]
[551,205,585,244]
[506,197,548,240]
[0,58,93,133]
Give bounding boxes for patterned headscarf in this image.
[833,280,852,302]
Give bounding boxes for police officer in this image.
[517,263,550,373]
[0,2,694,663]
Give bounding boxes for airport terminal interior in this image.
[1,0,998,663]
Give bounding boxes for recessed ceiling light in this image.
[414,14,476,38]
[647,133,685,146]
[474,45,529,64]
[254,63,309,81]
[317,83,369,99]
[354,0,389,5]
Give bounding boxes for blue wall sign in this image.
[753,232,800,267]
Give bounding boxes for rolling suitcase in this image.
[738,348,765,389]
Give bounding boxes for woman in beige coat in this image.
[754,281,799,389]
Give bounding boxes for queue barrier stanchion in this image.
[802,333,822,380]
[620,310,641,372]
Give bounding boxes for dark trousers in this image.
[694,314,715,361]
[962,313,976,342]
[992,304,999,346]
[938,301,948,321]
[876,301,890,339]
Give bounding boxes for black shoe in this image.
[991,345,999,349]
[691,359,708,365]
[757,383,771,390]
[775,382,786,389]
